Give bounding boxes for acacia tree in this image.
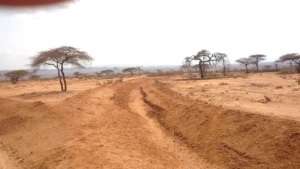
[96,69,115,77]
[5,70,29,84]
[250,54,266,72]
[236,58,255,73]
[122,67,140,75]
[31,46,93,92]
[279,53,300,73]
[274,60,280,72]
[212,52,228,76]
[192,64,199,72]
[192,49,218,78]
[73,71,82,77]
[182,56,192,73]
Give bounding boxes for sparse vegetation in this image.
[73,71,82,78]
[249,54,266,72]
[122,67,142,75]
[213,52,228,76]
[31,46,93,92]
[1,2,300,169]
[184,49,227,79]
[274,60,280,72]
[192,49,212,78]
[73,72,90,79]
[236,57,255,73]
[96,69,115,77]
[182,57,192,73]
[279,53,300,73]
[1,61,300,169]
[29,74,41,80]
[4,70,29,84]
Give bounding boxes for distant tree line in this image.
[122,67,142,75]
[183,49,300,78]
[4,70,29,84]
[236,54,266,73]
[236,53,300,73]
[4,46,300,91]
[183,49,228,78]
[278,53,300,73]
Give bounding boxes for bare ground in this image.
[168,73,300,121]
[0,73,299,169]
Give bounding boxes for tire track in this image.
[128,87,220,169]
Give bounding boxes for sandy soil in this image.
[0,78,98,103]
[0,73,299,169]
[167,73,300,121]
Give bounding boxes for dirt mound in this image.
[0,97,76,169]
[141,81,300,169]
[0,83,220,169]
[0,78,299,169]
[0,116,28,135]
[15,91,66,99]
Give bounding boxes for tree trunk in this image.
[245,64,249,73]
[275,63,279,72]
[187,64,191,74]
[296,63,300,73]
[198,61,204,79]
[56,66,64,91]
[60,64,67,92]
[256,63,259,72]
[290,61,294,72]
[11,77,18,84]
[223,60,226,76]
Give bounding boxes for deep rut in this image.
[0,79,299,169]
[0,80,221,169]
[108,80,221,169]
[128,88,219,169]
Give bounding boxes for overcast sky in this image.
[1,0,300,70]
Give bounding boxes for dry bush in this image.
[96,69,115,78]
[29,75,41,80]
[147,71,182,77]
[106,80,113,84]
[77,74,95,80]
[73,71,84,78]
[96,80,115,86]
[122,67,142,75]
[278,69,296,74]
[5,70,29,84]
[96,82,102,86]
[116,78,123,83]
[219,82,228,86]
[275,86,283,89]
[257,96,272,103]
